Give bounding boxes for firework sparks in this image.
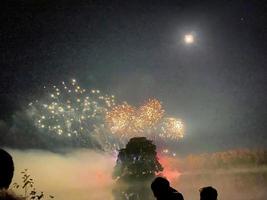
[28,79,185,151]
[106,99,185,141]
[134,99,164,132]
[160,117,184,140]
[28,79,118,150]
[105,103,135,138]
[105,99,165,138]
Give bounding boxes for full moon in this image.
[184,34,194,44]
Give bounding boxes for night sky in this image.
[1,0,267,153]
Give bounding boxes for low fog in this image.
[6,148,267,200]
[10,149,115,200]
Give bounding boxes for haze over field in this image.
[8,148,267,200]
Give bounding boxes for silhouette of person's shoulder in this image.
[0,148,14,189]
[151,177,184,200]
[172,192,184,200]
[168,187,184,200]
[0,190,25,200]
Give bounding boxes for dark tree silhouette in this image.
[113,137,163,181]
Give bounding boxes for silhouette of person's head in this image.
[151,177,170,198]
[0,149,14,189]
[199,186,218,200]
[151,177,184,200]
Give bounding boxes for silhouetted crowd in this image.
[0,148,218,200]
[151,177,217,200]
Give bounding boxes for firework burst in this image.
[160,117,184,140]
[134,98,164,132]
[105,99,164,138]
[105,99,185,141]
[28,79,185,151]
[105,103,135,138]
[28,79,118,150]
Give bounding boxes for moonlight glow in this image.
[184,34,194,44]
